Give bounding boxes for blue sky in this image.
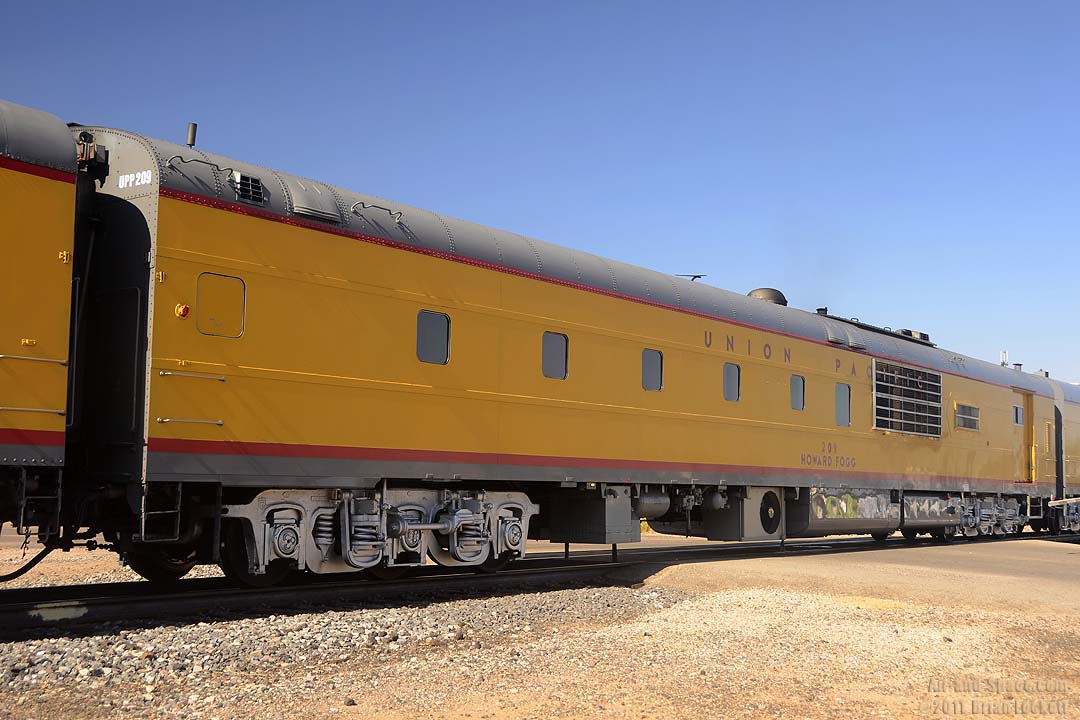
[4,2,1078,379]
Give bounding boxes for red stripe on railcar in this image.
[0,429,66,446]
[0,156,76,183]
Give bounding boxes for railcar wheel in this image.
[124,547,196,585]
[365,564,409,581]
[870,532,890,543]
[1047,512,1062,536]
[474,550,514,574]
[900,529,918,541]
[1029,520,1044,533]
[219,521,292,588]
[930,529,954,543]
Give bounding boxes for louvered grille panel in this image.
[874,360,942,437]
[236,174,264,204]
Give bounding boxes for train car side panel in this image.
[0,163,75,463]
[145,195,1047,496]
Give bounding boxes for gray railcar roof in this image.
[71,118,1079,404]
[0,100,77,174]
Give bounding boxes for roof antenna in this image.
[186,122,198,149]
[676,274,706,282]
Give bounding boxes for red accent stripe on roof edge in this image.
[0,155,76,183]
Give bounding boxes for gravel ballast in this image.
[2,538,1079,719]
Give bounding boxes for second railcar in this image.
[0,101,80,544]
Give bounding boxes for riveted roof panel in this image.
[0,100,77,173]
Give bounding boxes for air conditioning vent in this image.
[898,328,931,343]
[294,205,340,223]
[234,173,265,204]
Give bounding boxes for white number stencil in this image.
[117,170,153,189]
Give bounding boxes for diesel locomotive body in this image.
[1,98,1077,585]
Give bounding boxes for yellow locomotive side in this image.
[0,164,74,455]
[144,195,1051,489]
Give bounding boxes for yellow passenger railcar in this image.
[1,99,1077,585]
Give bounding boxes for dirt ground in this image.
[2,535,1079,719]
[293,538,1080,720]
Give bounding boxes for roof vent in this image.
[898,328,931,343]
[747,288,788,306]
[233,172,265,204]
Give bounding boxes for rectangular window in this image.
[416,310,450,364]
[835,383,851,427]
[1046,422,1054,453]
[1013,405,1024,426]
[642,349,663,391]
[723,363,740,402]
[873,359,942,437]
[956,404,980,431]
[790,375,805,411]
[542,332,568,380]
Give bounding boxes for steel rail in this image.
[0,533,1077,642]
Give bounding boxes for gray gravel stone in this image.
[0,582,685,718]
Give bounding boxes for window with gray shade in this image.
[790,375,805,410]
[723,363,740,402]
[416,310,450,364]
[642,349,663,391]
[1013,405,1024,426]
[542,332,568,380]
[956,404,980,431]
[835,383,851,427]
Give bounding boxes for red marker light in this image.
[175,303,190,318]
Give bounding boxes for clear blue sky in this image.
[4,2,1078,379]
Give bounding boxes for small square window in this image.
[417,310,450,364]
[542,332,568,380]
[642,349,663,391]
[1013,405,1024,426]
[790,375,805,411]
[835,383,851,427]
[723,363,740,402]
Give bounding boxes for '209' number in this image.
[118,170,152,189]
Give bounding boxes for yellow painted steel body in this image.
[145,194,1078,491]
[0,163,74,462]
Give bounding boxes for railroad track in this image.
[1,533,1077,642]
